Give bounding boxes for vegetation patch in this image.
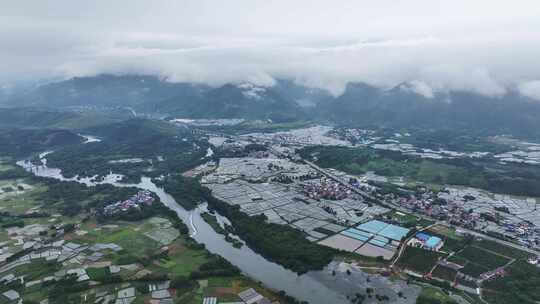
[483,260,540,304]
[205,192,335,274]
[432,265,458,282]
[416,287,458,304]
[453,246,510,270]
[300,145,540,197]
[474,239,533,259]
[86,267,111,282]
[397,246,446,274]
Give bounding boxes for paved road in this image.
[302,159,540,256]
[209,131,540,256]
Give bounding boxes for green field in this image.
[447,255,468,267]
[383,210,420,228]
[151,242,208,276]
[300,145,540,197]
[86,267,111,281]
[454,246,510,270]
[0,159,13,172]
[0,182,47,214]
[416,287,458,304]
[398,246,446,274]
[483,260,540,304]
[432,265,458,282]
[77,220,160,257]
[474,239,533,259]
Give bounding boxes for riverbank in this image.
[17,156,421,304]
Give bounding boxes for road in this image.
[302,159,540,256]
[209,131,540,256]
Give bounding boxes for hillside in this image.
[149,83,305,122]
[0,107,125,130]
[8,75,307,122]
[5,75,540,139]
[319,83,540,139]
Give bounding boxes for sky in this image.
[2,0,540,98]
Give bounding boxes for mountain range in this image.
[3,74,540,138]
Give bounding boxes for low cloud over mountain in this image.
[2,0,540,99]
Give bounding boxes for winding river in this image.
[17,157,420,304]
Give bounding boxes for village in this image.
[101,190,155,216]
[185,128,540,301]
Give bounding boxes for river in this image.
[17,158,420,304]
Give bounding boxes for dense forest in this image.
[0,128,82,157]
[204,191,335,274]
[33,176,138,216]
[46,119,209,182]
[153,175,209,210]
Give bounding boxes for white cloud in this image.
[1,0,540,98]
[401,81,434,98]
[519,81,540,101]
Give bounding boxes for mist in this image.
[2,0,540,98]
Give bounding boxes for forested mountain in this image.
[5,74,540,138]
[0,128,82,157]
[320,83,540,138]
[9,75,202,108]
[147,82,305,122]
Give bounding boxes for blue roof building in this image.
[425,236,443,249]
[415,232,430,242]
[412,233,444,251]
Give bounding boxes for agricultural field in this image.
[382,210,420,228]
[449,246,511,277]
[0,156,292,303]
[397,246,447,274]
[474,239,534,260]
[483,260,540,304]
[432,265,458,282]
[416,287,458,304]
[0,158,13,172]
[0,181,46,214]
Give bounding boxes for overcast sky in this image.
[2,0,540,98]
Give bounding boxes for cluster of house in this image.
[327,128,379,146]
[479,266,506,282]
[387,190,540,251]
[407,232,444,251]
[394,195,479,230]
[527,256,540,266]
[102,190,155,216]
[302,178,352,201]
[503,221,540,248]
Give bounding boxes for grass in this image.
[460,263,489,277]
[398,246,446,274]
[150,241,207,277]
[0,163,13,173]
[12,259,60,281]
[454,246,510,270]
[474,239,533,259]
[427,225,462,240]
[0,182,47,214]
[384,210,419,227]
[201,212,226,235]
[447,255,468,267]
[87,226,159,257]
[482,260,540,304]
[416,287,458,304]
[432,265,458,282]
[87,267,111,281]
